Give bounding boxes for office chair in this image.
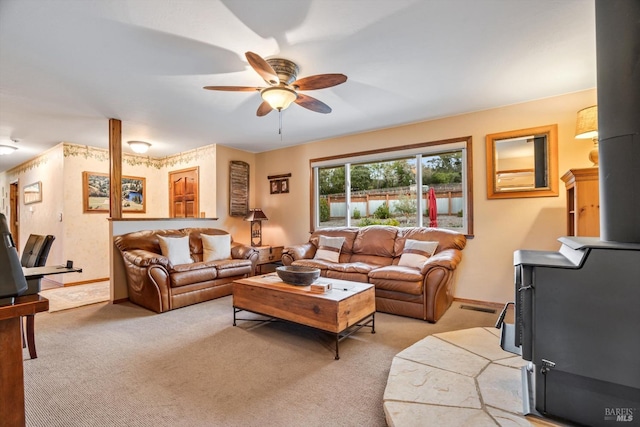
[21,234,55,359]
[21,234,55,268]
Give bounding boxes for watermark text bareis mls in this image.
[604,408,635,422]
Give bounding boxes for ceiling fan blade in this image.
[203,86,261,92]
[295,93,332,114]
[292,74,347,90]
[245,51,279,85]
[256,101,273,116]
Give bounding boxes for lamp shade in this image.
[0,145,18,155]
[245,209,268,221]
[575,105,598,139]
[260,87,297,111]
[127,140,151,154]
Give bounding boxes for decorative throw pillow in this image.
[201,233,231,262]
[314,235,345,263]
[398,239,438,268]
[157,235,193,265]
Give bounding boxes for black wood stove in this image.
[497,1,640,425]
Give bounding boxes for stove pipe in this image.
[595,0,640,243]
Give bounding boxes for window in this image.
[311,137,473,235]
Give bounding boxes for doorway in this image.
[169,167,199,218]
[10,181,19,248]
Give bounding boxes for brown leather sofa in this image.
[281,226,466,322]
[114,228,258,313]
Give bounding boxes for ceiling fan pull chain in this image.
[279,109,283,140]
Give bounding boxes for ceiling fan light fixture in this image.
[127,140,151,154]
[0,144,18,155]
[261,87,297,111]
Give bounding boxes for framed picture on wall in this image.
[270,180,280,194]
[280,178,289,194]
[229,160,249,217]
[82,172,146,213]
[23,181,42,205]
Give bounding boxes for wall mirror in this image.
[486,124,558,199]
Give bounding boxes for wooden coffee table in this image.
[232,274,375,359]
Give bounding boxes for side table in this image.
[254,245,284,274]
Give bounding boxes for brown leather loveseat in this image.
[114,228,257,313]
[281,226,466,322]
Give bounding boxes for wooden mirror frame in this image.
[486,124,558,199]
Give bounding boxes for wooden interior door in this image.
[169,167,199,218]
[9,182,19,248]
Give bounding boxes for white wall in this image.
[4,145,65,279]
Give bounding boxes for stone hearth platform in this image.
[383,327,564,426]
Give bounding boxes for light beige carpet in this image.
[39,281,110,312]
[23,297,501,426]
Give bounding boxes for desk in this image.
[23,265,83,294]
[0,295,49,427]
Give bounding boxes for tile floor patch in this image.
[486,406,536,427]
[478,363,524,414]
[384,358,481,408]
[384,401,496,427]
[435,327,515,361]
[395,335,490,377]
[383,327,564,427]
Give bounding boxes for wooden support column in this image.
[109,119,122,219]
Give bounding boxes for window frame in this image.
[309,137,474,236]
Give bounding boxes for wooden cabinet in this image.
[0,295,49,427]
[561,168,600,237]
[254,245,284,274]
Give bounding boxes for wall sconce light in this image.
[245,208,268,247]
[575,105,599,166]
[127,140,151,154]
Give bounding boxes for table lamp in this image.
[575,105,599,166]
[245,209,268,246]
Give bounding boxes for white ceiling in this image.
[0,0,596,173]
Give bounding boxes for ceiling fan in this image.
[203,52,347,117]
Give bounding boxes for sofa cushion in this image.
[394,227,466,254]
[368,265,424,295]
[369,265,424,282]
[349,253,394,267]
[213,259,253,278]
[292,259,334,270]
[327,262,376,274]
[185,228,232,256]
[398,239,438,268]
[309,227,359,261]
[114,229,186,253]
[170,263,218,287]
[157,235,193,265]
[201,234,231,261]
[326,270,369,283]
[352,226,398,257]
[314,235,345,262]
